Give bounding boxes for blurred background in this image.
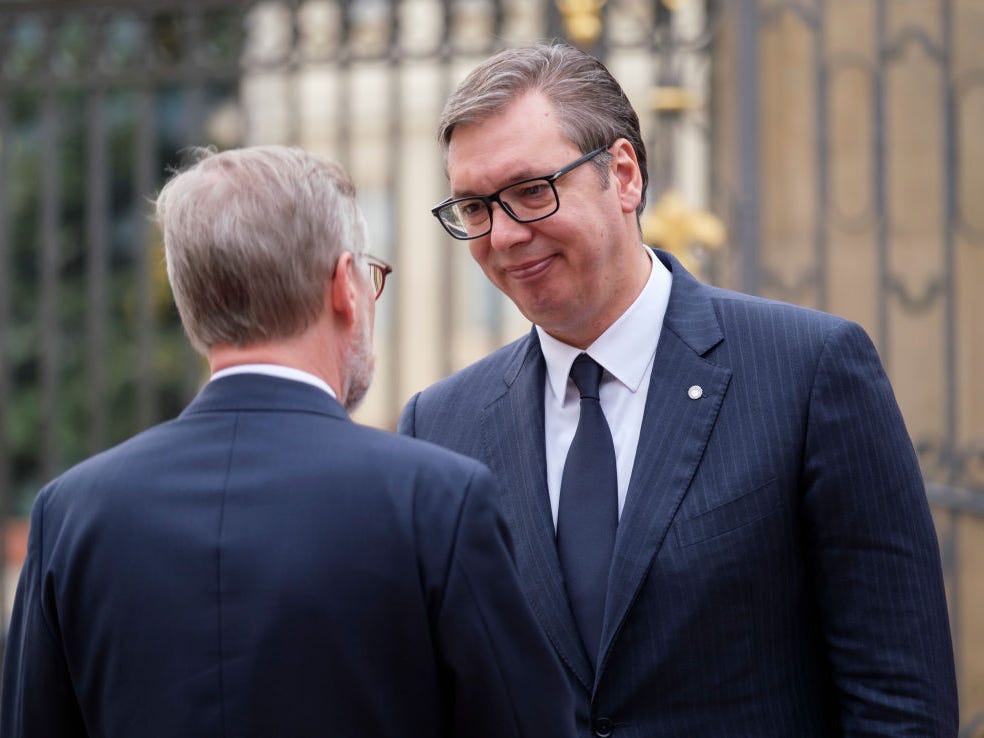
[0,0,981,729]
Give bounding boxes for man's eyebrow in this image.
[452,168,544,198]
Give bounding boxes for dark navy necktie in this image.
[556,353,618,668]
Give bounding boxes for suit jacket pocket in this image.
[675,479,782,548]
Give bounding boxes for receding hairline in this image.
[441,88,593,174]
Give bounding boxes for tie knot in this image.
[570,353,603,400]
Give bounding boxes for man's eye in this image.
[518,183,548,198]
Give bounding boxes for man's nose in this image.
[488,202,533,251]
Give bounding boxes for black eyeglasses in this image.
[365,254,393,300]
[431,145,609,240]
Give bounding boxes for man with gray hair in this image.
[400,42,957,736]
[1,145,574,738]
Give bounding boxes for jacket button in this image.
[593,717,614,737]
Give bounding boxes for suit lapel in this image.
[480,332,595,693]
[597,252,732,678]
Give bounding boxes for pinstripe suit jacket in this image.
[398,250,957,737]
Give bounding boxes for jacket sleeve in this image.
[431,464,575,738]
[1,489,87,738]
[802,320,958,736]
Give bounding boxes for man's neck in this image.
[208,333,343,399]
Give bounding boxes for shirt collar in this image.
[537,247,671,408]
[210,363,338,399]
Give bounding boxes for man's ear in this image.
[330,251,359,328]
[610,138,643,215]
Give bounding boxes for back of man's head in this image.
[155,145,368,354]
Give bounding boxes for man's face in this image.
[445,91,645,348]
[341,264,375,413]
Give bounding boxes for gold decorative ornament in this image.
[642,190,726,275]
[650,86,699,113]
[556,0,607,48]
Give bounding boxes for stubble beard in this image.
[341,306,374,413]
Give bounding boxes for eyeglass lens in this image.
[440,179,557,239]
[369,265,384,297]
[365,257,392,299]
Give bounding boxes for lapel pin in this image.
[687,385,703,400]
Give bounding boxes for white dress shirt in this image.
[210,363,338,400]
[537,247,672,529]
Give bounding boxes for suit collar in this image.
[655,248,724,356]
[181,374,349,421]
[500,329,539,389]
[210,363,338,400]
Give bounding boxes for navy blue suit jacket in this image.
[399,250,958,737]
[1,374,574,738]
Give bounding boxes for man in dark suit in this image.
[399,43,958,736]
[1,145,574,738]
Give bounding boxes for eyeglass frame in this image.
[430,145,610,240]
[364,254,393,300]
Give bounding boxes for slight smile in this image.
[504,255,556,281]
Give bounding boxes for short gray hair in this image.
[155,146,368,353]
[438,42,648,216]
